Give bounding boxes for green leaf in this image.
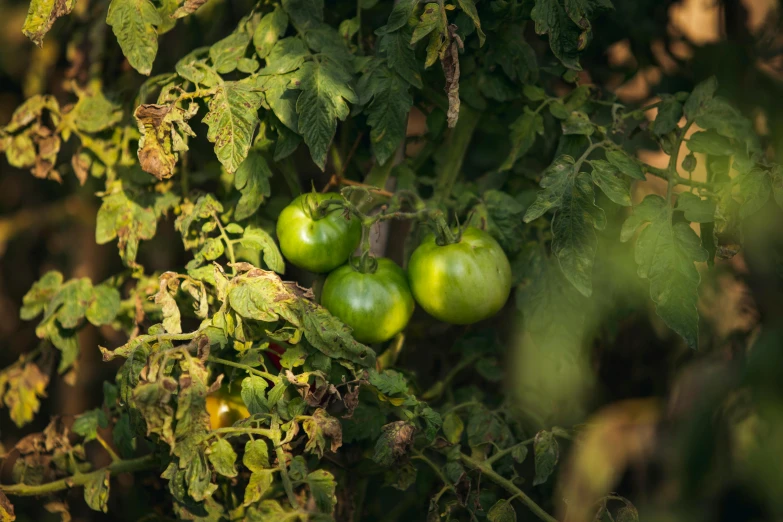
[562,111,594,135]
[281,0,323,31]
[72,409,109,442]
[244,470,275,506]
[735,168,771,219]
[368,369,408,396]
[304,23,354,68]
[84,470,110,513]
[380,0,419,34]
[209,31,251,74]
[175,47,221,87]
[234,150,273,220]
[261,37,309,74]
[533,430,559,485]
[342,403,386,443]
[86,284,121,326]
[241,376,269,414]
[531,0,585,70]
[208,438,238,477]
[500,107,544,171]
[512,444,529,463]
[294,61,357,170]
[652,95,682,136]
[443,412,464,444]
[238,226,285,274]
[154,273,181,334]
[488,499,517,522]
[621,195,708,349]
[687,130,733,156]
[306,470,337,514]
[419,407,442,441]
[591,160,631,206]
[411,3,442,45]
[363,68,413,165]
[606,149,645,180]
[203,78,264,174]
[683,76,717,120]
[379,30,422,88]
[20,271,62,321]
[253,6,288,58]
[279,344,307,369]
[695,97,755,144]
[676,192,715,223]
[23,0,77,46]
[244,439,270,471]
[457,0,486,45]
[475,190,526,254]
[107,0,161,76]
[71,88,123,134]
[525,158,605,296]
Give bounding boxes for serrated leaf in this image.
[244,439,270,471]
[23,0,77,46]
[73,408,109,442]
[107,0,161,76]
[478,190,526,254]
[238,226,285,274]
[209,31,251,74]
[411,3,442,45]
[175,47,221,86]
[457,0,486,46]
[652,95,682,136]
[373,421,415,466]
[591,160,631,206]
[500,107,544,171]
[533,430,559,485]
[208,438,238,477]
[241,376,269,414]
[687,130,733,156]
[683,76,717,119]
[306,470,337,514]
[20,271,62,321]
[4,363,49,428]
[94,188,159,267]
[279,344,307,369]
[261,37,309,74]
[531,0,584,70]
[294,61,357,170]
[84,471,110,513]
[254,6,288,58]
[380,0,419,34]
[420,407,442,442]
[605,149,645,180]
[234,150,273,220]
[203,79,263,174]
[379,29,422,88]
[676,192,715,223]
[369,369,408,396]
[364,68,413,165]
[281,0,323,31]
[621,195,708,348]
[735,168,771,219]
[244,470,275,506]
[488,499,516,522]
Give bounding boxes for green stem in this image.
[484,438,535,466]
[213,212,237,275]
[280,157,302,197]
[412,450,456,494]
[421,354,481,401]
[210,427,275,439]
[459,453,559,522]
[433,105,480,205]
[0,455,157,497]
[667,119,695,204]
[271,415,300,508]
[207,356,279,382]
[573,140,609,173]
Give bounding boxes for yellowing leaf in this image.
[22,0,77,46]
[107,0,162,76]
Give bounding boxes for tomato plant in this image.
[320,257,414,344]
[2,0,783,521]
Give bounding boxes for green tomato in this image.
[407,227,512,325]
[276,193,361,273]
[320,258,415,344]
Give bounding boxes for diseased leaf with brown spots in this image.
[2,363,49,428]
[22,0,77,46]
[173,0,211,18]
[134,102,198,179]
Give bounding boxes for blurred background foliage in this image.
[3,0,783,521]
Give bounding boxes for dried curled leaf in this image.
[134,102,198,180]
[22,0,77,46]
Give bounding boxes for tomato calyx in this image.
[431,211,461,246]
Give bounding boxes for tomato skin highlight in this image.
[407,227,512,325]
[276,193,361,273]
[320,258,415,344]
[206,385,250,430]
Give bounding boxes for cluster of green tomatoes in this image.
[276,193,513,344]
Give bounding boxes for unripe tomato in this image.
[205,384,249,430]
[276,193,361,273]
[407,227,512,325]
[320,258,414,344]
